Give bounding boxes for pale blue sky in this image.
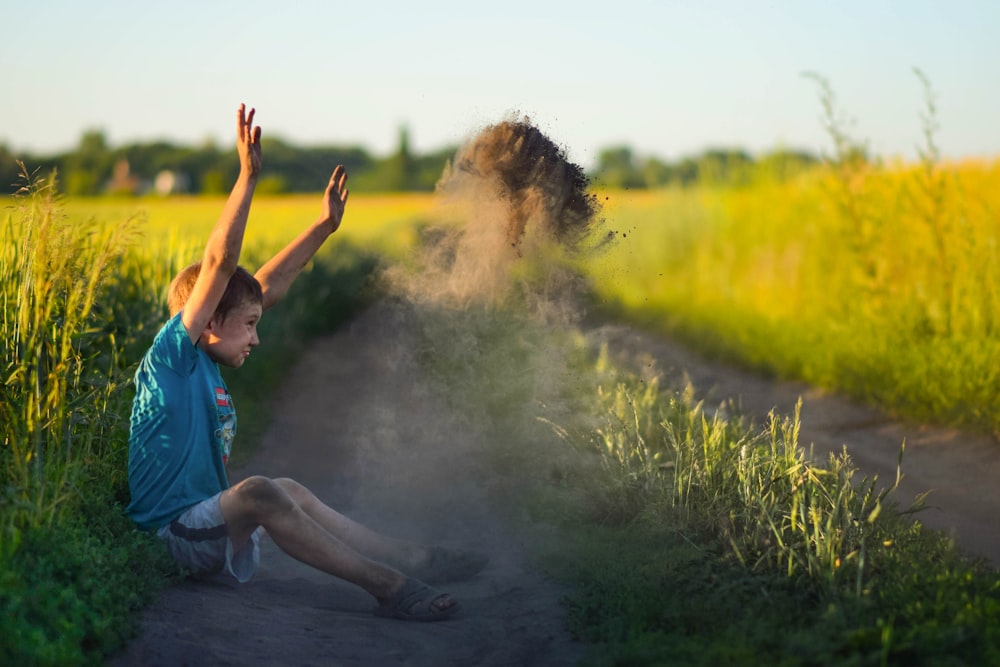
[3,1,997,168]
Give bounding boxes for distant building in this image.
[154,170,191,195]
[107,159,143,195]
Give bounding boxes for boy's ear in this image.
[203,314,222,337]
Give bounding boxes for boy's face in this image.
[201,300,262,368]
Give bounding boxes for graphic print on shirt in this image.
[214,386,236,464]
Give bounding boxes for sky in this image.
[3,1,998,169]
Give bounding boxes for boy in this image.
[127,104,484,622]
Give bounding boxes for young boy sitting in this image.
[126,104,484,622]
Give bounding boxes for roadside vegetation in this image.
[548,358,1000,665]
[1,170,172,666]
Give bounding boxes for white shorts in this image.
[156,491,261,583]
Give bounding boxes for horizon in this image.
[4,1,998,169]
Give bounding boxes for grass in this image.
[1,173,133,531]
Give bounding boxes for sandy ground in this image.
[111,306,1000,666]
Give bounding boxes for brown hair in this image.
[167,262,263,320]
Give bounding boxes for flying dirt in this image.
[387,116,610,313]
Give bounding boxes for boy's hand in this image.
[254,164,351,311]
[237,103,262,177]
[320,165,349,233]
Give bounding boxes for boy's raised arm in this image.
[254,165,349,311]
[181,104,262,343]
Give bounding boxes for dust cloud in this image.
[385,115,608,318]
[345,117,612,541]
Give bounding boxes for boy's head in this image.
[168,262,263,321]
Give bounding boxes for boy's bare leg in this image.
[218,476,454,612]
[271,477,428,569]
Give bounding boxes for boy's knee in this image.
[272,476,299,490]
[271,477,314,504]
[233,476,294,514]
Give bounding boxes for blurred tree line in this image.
[0,126,454,196]
[0,127,820,196]
[589,145,820,189]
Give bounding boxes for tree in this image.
[697,149,754,185]
[63,130,113,196]
[0,144,23,193]
[757,149,819,181]
[592,146,645,189]
[380,125,416,191]
[640,157,673,188]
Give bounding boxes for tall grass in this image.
[586,366,907,595]
[566,354,1000,663]
[0,169,179,665]
[1,167,138,535]
[582,90,1000,433]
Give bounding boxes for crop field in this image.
[4,151,1000,664]
[583,158,1000,434]
[63,192,435,262]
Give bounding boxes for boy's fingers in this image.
[237,104,246,140]
[332,165,347,187]
[326,168,348,204]
[336,166,349,203]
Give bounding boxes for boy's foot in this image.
[409,546,489,584]
[374,578,459,622]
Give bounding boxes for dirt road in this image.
[111,304,587,666]
[112,306,1000,666]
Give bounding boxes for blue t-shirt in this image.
[126,313,237,530]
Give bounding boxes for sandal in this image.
[374,578,460,622]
